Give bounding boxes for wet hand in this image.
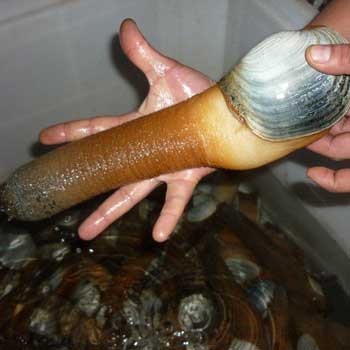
[305,43,350,192]
[39,19,214,242]
[306,43,350,75]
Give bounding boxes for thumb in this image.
[305,44,350,75]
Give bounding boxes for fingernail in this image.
[153,230,168,243]
[310,46,331,63]
[78,215,104,240]
[40,128,62,144]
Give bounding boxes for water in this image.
[0,173,349,350]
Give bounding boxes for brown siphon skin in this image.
[0,85,324,221]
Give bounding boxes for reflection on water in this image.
[0,173,349,349]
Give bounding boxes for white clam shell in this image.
[178,293,214,332]
[247,280,275,319]
[225,258,261,285]
[219,27,350,140]
[297,334,320,350]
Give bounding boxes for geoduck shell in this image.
[219,27,350,141]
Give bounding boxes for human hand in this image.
[305,43,350,192]
[306,43,350,74]
[39,19,215,242]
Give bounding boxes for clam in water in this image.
[0,176,349,350]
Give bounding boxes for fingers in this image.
[78,179,159,240]
[152,178,200,242]
[305,44,350,75]
[40,112,138,145]
[308,167,350,192]
[119,19,177,85]
[307,132,350,160]
[329,116,350,135]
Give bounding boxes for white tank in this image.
[1,0,349,292]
